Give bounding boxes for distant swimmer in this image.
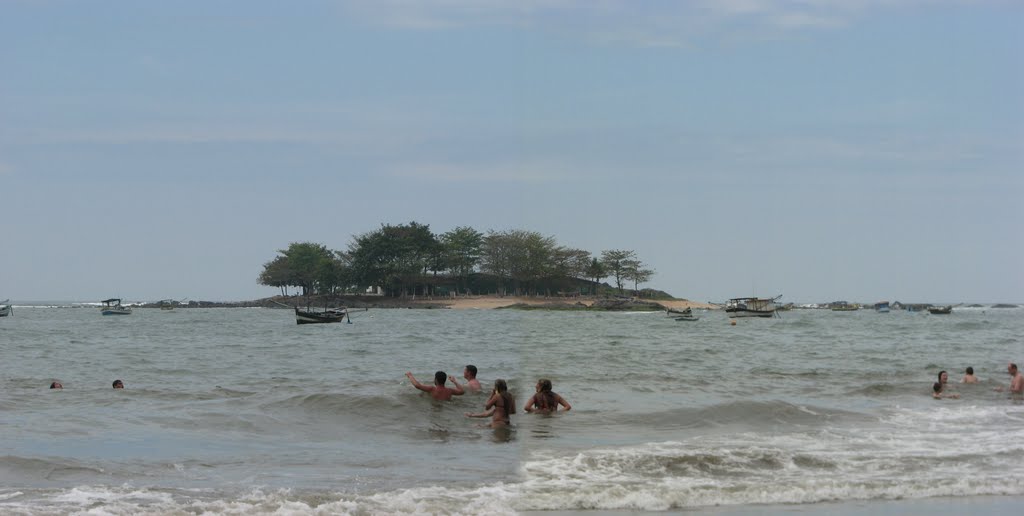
[406,371,464,401]
[932,382,959,399]
[995,363,1023,395]
[961,367,979,384]
[112,379,124,389]
[463,365,482,393]
[524,378,571,413]
[49,381,63,389]
[465,378,515,428]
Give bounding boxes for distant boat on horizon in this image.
[725,296,780,318]
[928,305,953,315]
[0,299,11,317]
[100,298,132,316]
[875,301,890,313]
[667,307,700,321]
[831,302,860,312]
[159,298,188,311]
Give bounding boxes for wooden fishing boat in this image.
[725,296,780,318]
[0,300,11,317]
[830,301,860,311]
[928,305,952,315]
[667,307,699,321]
[295,306,349,325]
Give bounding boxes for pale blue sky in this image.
[2,1,1021,303]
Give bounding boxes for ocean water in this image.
[1,304,1023,514]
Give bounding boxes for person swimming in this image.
[961,367,979,384]
[932,380,959,399]
[406,371,464,401]
[465,378,515,428]
[112,379,124,389]
[49,381,63,389]
[463,365,482,393]
[524,378,571,413]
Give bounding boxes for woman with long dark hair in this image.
[524,378,571,413]
[465,379,516,428]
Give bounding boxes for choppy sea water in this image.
[1,304,1023,514]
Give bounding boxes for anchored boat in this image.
[725,296,780,318]
[295,306,350,325]
[667,307,700,321]
[100,298,132,315]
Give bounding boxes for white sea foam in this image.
[510,428,1024,511]
[1,485,521,516]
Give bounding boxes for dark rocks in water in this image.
[992,304,1019,309]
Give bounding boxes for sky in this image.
[1,0,1022,304]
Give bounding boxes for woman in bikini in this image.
[465,379,515,428]
[524,378,571,413]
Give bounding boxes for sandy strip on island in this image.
[409,296,716,310]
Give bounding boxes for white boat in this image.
[100,298,132,315]
[0,300,11,317]
[725,296,780,318]
[875,301,890,313]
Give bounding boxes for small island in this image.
[241,222,707,311]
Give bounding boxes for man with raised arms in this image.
[406,371,465,401]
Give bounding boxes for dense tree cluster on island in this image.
[258,222,655,298]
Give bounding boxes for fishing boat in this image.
[830,302,860,311]
[295,306,349,325]
[928,305,953,315]
[100,298,132,315]
[874,301,890,313]
[725,296,780,318]
[666,307,700,321]
[0,300,11,317]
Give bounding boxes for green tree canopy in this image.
[258,242,345,296]
[600,249,636,294]
[440,226,484,292]
[348,222,439,296]
[259,224,658,299]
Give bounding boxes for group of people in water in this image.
[49,379,124,389]
[932,362,1023,399]
[405,365,571,428]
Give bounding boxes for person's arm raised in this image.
[406,372,431,392]
[449,374,465,395]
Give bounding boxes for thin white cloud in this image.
[336,0,977,46]
[387,160,577,184]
